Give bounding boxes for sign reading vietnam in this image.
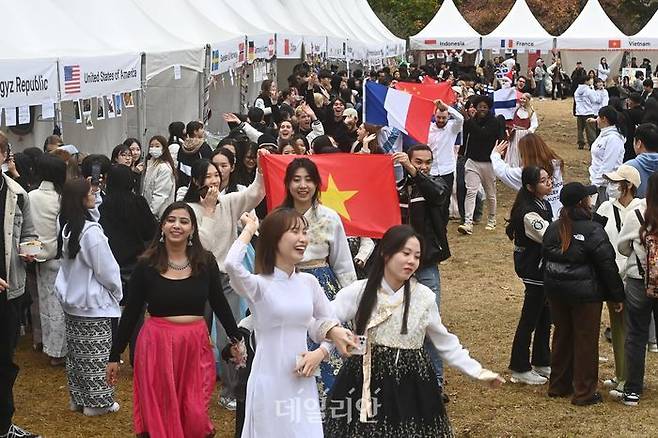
[58,53,141,101]
[0,58,58,108]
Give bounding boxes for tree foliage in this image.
[368,0,658,39]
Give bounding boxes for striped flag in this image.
[492,87,517,120]
[64,65,81,94]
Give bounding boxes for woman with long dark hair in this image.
[233,142,258,187]
[168,121,186,168]
[617,171,658,406]
[29,155,67,365]
[55,178,122,416]
[492,133,564,217]
[542,182,624,406]
[107,202,242,437]
[598,57,611,83]
[142,135,176,219]
[280,157,356,397]
[316,225,503,437]
[504,167,553,385]
[224,208,355,438]
[254,79,277,126]
[589,105,626,207]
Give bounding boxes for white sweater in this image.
[28,181,60,261]
[618,199,647,280]
[589,126,625,186]
[55,221,122,317]
[142,159,176,219]
[190,172,265,272]
[597,197,645,272]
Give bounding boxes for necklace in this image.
[167,259,190,271]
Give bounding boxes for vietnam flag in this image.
[395,81,456,106]
[260,154,401,238]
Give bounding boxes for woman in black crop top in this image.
[107,201,241,438]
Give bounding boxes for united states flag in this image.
[64,65,81,94]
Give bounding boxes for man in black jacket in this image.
[393,144,450,389]
[624,93,645,161]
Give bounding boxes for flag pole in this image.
[362,75,367,123]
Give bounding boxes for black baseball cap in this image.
[560,182,597,207]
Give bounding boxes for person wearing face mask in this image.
[142,135,176,220]
[596,165,642,398]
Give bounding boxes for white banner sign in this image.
[247,34,275,63]
[0,58,58,108]
[211,37,246,75]
[277,34,303,59]
[59,53,141,101]
[327,37,346,60]
[303,36,327,57]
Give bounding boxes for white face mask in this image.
[149,147,163,159]
[606,182,621,200]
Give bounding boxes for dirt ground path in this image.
[12,98,658,437]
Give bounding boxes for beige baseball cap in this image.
[604,164,641,188]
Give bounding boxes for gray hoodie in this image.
[625,152,658,197]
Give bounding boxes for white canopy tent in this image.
[353,0,406,57]
[556,0,626,50]
[481,0,553,51]
[628,9,658,50]
[410,0,481,51]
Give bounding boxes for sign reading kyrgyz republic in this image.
[0,58,57,108]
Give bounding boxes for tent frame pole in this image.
[200,45,211,123]
[137,53,147,150]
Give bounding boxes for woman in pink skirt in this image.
[106,201,242,438]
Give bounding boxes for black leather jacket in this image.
[542,211,624,303]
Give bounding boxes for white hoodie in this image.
[574,84,602,116]
[589,126,625,186]
[55,221,122,318]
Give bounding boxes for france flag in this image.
[365,81,436,143]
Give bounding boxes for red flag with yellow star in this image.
[395,81,456,106]
[260,154,401,238]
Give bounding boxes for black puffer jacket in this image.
[542,211,624,303]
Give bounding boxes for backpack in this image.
[634,209,658,299]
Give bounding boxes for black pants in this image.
[509,283,551,372]
[0,295,20,434]
[438,172,454,229]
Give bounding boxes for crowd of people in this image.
[1,53,658,438]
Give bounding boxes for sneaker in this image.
[485,218,496,231]
[219,396,237,411]
[648,342,658,353]
[622,392,640,406]
[457,223,473,235]
[603,378,618,389]
[83,402,120,416]
[609,388,624,399]
[0,425,41,438]
[532,366,551,379]
[572,392,603,406]
[510,370,548,385]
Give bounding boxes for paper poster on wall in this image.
[622,68,646,83]
[59,53,141,101]
[122,92,134,108]
[105,95,115,118]
[4,108,16,126]
[41,100,55,119]
[0,59,58,109]
[96,97,105,120]
[73,101,82,123]
[84,113,94,130]
[113,94,122,117]
[17,106,29,125]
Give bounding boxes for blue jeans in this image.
[416,264,444,383]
